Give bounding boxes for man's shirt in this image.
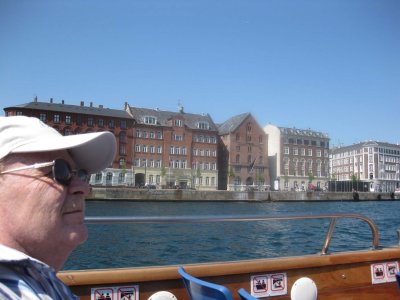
[0,244,78,300]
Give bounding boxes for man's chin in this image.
[66,224,88,246]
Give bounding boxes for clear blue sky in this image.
[1,0,399,147]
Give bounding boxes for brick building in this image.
[264,124,330,191]
[4,98,135,186]
[127,104,219,190]
[330,141,400,192]
[218,113,269,191]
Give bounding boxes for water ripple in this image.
[64,200,400,270]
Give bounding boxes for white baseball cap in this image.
[0,116,117,173]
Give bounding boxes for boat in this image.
[58,214,400,299]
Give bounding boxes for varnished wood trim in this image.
[58,247,400,286]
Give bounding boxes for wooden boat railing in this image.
[85,213,380,255]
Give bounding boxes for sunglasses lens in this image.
[53,159,72,185]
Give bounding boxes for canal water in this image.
[63,200,400,270]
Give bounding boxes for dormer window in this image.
[174,119,183,127]
[197,121,209,130]
[144,116,157,125]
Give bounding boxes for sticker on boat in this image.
[250,273,287,297]
[91,285,139,300]
[371,261,399,284]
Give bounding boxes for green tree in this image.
[228,167,235,178]
[308,172,314,183]
[351,173,358,191]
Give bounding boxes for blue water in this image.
[63,200,400,270]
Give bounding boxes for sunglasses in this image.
[0,158,89,186]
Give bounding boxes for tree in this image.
[308,172,315,190]
[308,172,314,183]
[160,166,167,187]
[351,173,358,191]
[331,173,337,192]
[228,167,235,178]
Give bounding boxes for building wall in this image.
[220,114,270,191]
[330,141,400,192]
[265,124,330,191]
[264,124,281,184]
[128,106,219,190]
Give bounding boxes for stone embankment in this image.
[88,187,397,201]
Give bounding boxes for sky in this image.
[0,0,399,147]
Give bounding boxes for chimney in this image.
[61,99,65,104]
[99,105,103,109]
[80,101,84,107]
[34,96,38,102]
[50,98,53,103]
[90,102,93,107]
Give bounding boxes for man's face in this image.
[0,151,90,270]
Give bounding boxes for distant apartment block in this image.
[127,104,219,190]
[264,124,330,191]
[330,141,400,192]
[218,113,269,191]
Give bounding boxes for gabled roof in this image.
[129,106,218,131]
[217,112,251,135]
[5,101,132,119]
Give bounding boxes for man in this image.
[0,116,116,299]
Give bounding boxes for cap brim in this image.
[13,131,116,174]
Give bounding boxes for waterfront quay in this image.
[88,187,396,201]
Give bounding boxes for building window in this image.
[64,128,71,135]
[118,172,125,184]
[144,116,157,125]
[284,147,289,155]
[197,121,209,130]
[65,115,72,125]
[87,118,93,126]
[119,144,126,155]
[95,173,102,182]
[39,113,46,122]
[109,120,115,129]
[135,144,141,152]
[120,120,127,129]
[98,119,104,127]
[118,132,126,143]
[174,134,183,141]
[174,119,183,127]
[53,114,60,123]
